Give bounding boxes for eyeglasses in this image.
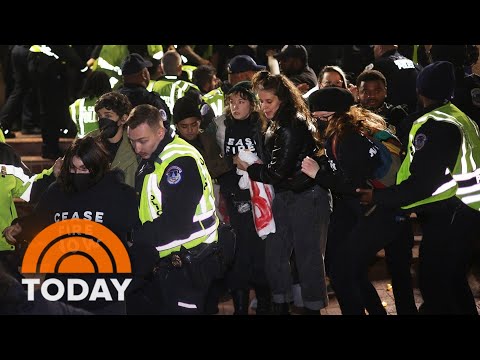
[321,80,344,88]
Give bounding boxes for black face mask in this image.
[98,117,119,139]
[72,173,96,192]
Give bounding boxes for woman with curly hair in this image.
[234,71,332,315]
[302,87,416,315]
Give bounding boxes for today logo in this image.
[21,219,132,302]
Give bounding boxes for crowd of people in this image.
[1,44,479,315]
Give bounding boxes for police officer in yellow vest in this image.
[1,142,61,280]
[126,104,221,315]
[357,61,480,315]
[90,45,164,89]
[69,71,111,138]
[152,50,200,115]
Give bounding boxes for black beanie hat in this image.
[416,61,456,101]
[173,96,201,124]
[227,81,256,103]
[308,87,354,113]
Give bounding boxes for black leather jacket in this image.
[247,107,317,192]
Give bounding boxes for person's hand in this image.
[297,83,310,94]
[53,157,64,178]
[86,58,96,68]
[356,188,373,205]
[233,155,250,171]
[265,49,277,58]
[301,156,320,179]
[2,223,22,245]
[348,83,358,102]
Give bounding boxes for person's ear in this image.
[118,114,128,126]
[158,125,166,138]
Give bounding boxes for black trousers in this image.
[223,193,268,290]
[417,198,479,315]
[327,197,415,315]
[127,243,221,315]
[0,45,37,131]
[28,52,70,156]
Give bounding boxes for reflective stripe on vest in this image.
[138,136,218,257]
[69,98,99,138]
[96,45,129,89]
[397,103,480,210]
[29,45,59,59]
[147,45,164,60]
[182,65,197,82]
[412,45,419,64]
[97,56,122,76]
[152,78,199,113]
[98,55,121,88]
[1,163,53,202]
[202,88,224,117]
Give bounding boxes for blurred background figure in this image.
[275,45,317,94]
[69,71,111,138]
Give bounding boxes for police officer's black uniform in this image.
[373,102,480,314]
[128,129,222,315]
[372,49,421,114]
[28,45,85,158]
[118,83,171,127]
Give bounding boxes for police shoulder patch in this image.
[414,133,427,151]
[159,109,167,122]
[200,104,210,116]
[470,88,480,108]
[165,165,183,185]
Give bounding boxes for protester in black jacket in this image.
[235,71,332,315]
[118,53,171,127]
[303,87,417,315]
[213,82,271,315]
[3,136,138,315]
